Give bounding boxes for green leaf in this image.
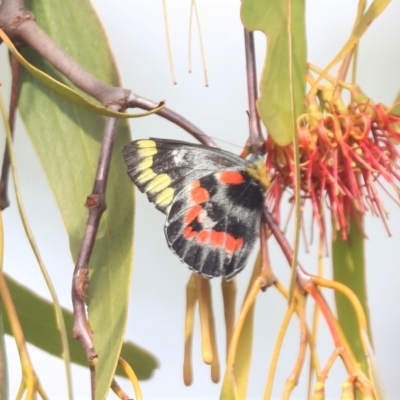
[18,1,135,398]
[332,216,371,374]
[2,274,158,380]
[241,0,307,146]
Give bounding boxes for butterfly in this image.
[122,138,269,279]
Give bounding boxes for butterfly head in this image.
[245,155,271,192]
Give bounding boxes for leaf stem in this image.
[0,87,69,399]
[183,274,197,386]
[263,295,296,400]
[0,54,19,210]
[221,277,236,359]
[195,275,220,383]
[0,274,37,399]
[282,293,308,399]
[117,357,143,400]
[162,0,177,84]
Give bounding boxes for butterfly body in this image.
[122,138,268,279]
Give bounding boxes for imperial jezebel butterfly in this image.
[122,138,269,279]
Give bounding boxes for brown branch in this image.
[0,3,218,147]
[18,19,128,105]
[71,114,120,359]
[128,93,218,148]
[259,221,276,290]
[0,2,126,105]
[283,293,308,397]
[263,208,311,289]
[243,29,264,153]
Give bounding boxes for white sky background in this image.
[1,1,400,399]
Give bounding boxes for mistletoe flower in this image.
[265,85,400,239]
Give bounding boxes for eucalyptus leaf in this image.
[2,274,158,380]
[332,217,371,374]
[241,0,307,146]
[18,1,135,398]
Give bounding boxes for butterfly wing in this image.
[122,138,248,214]
[164,169,264,279]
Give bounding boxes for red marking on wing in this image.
[210,230,226,247]
[197,230,210,243]
[184,205,203,224]
[225,235,244,253]
[217,171,245,185]
[183,226,197,239]
[234,237,244,251]
[190,180,201,189]
[190,186,210,203]
[183,226,244,254]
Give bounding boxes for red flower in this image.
[264,88,400,239]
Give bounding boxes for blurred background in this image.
[1,1,400,399]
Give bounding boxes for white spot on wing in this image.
[171,149,186,166]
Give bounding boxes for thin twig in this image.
[162,0,177,84]
[0,54,19,210]
[282,293,308,398]
[263,208,311,289]
[192,0,209,87]
[128,94,218,148]
[243,29,263,153]
[188,1,194,73]
[0,2,218,149]
[16,19,127,105]
[0,1,125,105]
[71,114,120,365]
[111,377,133,400]
[259,222,276,290]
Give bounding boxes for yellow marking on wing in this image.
[137,156,153,171]
[155,187,174,207]
[137,140,156,148]
[137,147,157,158]
[137,168,156,184]
[146,173,172,194]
